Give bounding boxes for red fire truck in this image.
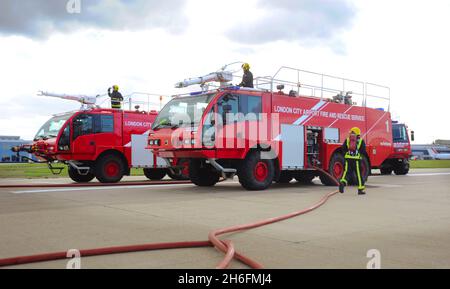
[148,66,412,190]
[13,92,189,183]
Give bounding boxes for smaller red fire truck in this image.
[13,92,189,183]
[148,65,412,190]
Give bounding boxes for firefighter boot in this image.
[358,189,366,195]
[339,182,345,193]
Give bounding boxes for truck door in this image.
[92,113,117,150]
[216,94,239,150]
[216,93,263,153]
[72,113,96,157]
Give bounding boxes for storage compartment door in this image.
[281,124,304,169]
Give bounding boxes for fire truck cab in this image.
[380,121,412,175]
[149,66,411,190]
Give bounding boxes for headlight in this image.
[149,139,161,146]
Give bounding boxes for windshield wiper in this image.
[41,134,57,140]
[153,123,171,131]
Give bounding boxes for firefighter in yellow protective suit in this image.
[339,127,367,195]
[239,63,254,88]
[108,85,123,109]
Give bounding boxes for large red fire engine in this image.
[148,66,412,190]
[13,92,190,183]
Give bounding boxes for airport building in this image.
[0,136,35,163]
[411,144,450,160]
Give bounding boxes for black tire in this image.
[294,171,315,184]
[167,158,190,180]
[238,151,275,191]
[380,167,393,175]
[143,168,167,180]
[189,159,220,187]
[320,153,345,186]
[394,160,409,175]
[68,166,95,183]
[276,171,293,183]
[94,154,126,183]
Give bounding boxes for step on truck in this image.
[13,91,190,183]
[148,65,412,190]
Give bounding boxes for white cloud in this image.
[0,0,188,38]
[226,0,355,53]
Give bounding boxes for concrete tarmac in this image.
[0,168,449,268]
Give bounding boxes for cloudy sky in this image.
[0,0,449,144]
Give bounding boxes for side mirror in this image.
[411,130,415,142]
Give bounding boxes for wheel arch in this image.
[247,145,281,179]
[96,149,130,175]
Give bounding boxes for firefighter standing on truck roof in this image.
[108,85,123,109]
[239,63,254,88]
[339,127,367,195]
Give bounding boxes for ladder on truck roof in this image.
[254,66,391,111]
[96,92,171,111]
[123,92,170,111]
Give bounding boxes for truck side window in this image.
[239,95,262,120]
[73,114,94,140]
[218,95,238,124]
[58,124,70,151]
[94,115,114,133]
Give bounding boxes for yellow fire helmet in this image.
[242,63,250,71]
[113,85,119,91]
[350,127,361,136]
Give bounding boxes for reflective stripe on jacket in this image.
[345,137,363,160]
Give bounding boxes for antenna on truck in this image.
[37,91,99,109]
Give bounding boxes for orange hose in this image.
[0,167,339,268]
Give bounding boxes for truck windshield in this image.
[393,124,408,143]
[152,93,215,129]
[34,113,73,141]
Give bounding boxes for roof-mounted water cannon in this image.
[38,91,98,109]
[174,71,233,89]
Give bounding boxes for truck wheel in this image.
[189,159,220,187]
[95,154,126,183]
[380,167,393,175]
[68,166,95,183]
[394,160,409,175]
[167,159,190,180]
[143,168,167,180]
[294,171,315,184]
[276,171,293,183]
[238,151,274,190]
[320,153,345,186]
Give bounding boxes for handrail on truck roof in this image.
[255,66,391,112]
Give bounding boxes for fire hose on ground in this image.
[0,167,339,269]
